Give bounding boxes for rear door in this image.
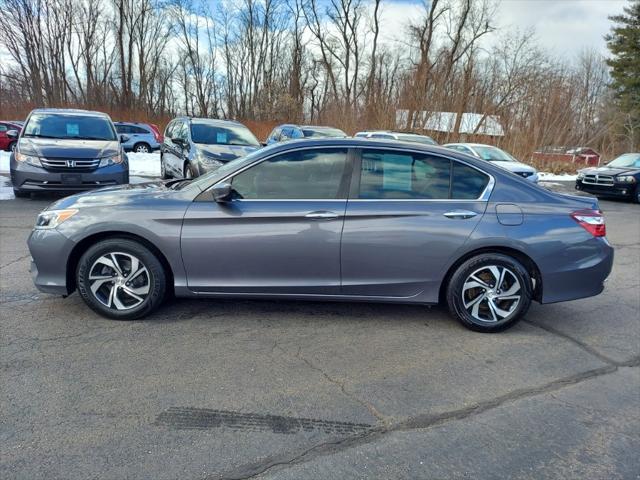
[340,148,491,300]
[181,147,353,294]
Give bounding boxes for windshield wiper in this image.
[22,134,59,139]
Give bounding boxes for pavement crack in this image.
[273,342,389,427]
[523,319,635,367]
[0,253,30,269]
[214,363,634,480]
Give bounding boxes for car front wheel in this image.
[446,253,532,333]
[77,238,166,320]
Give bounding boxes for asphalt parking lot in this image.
[1,181,639,480]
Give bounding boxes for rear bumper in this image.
[575,181,636,199]
[28,228,75,295]
[540,237,614,304]
[11,163,128,192]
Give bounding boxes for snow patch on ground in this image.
[0,151,9,173]
[538,172,577,182]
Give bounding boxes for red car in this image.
[0,121,22,151]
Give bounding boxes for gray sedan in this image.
[27,139,613,332]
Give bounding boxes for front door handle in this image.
[305,211,340,220]
[443,210,478,219]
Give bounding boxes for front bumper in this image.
[11,162,129,192]
[28,228,76,295]
[575,180,636,199]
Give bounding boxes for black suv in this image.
[9,109,129,198]
[576,153,640,203]
[160,118,260,179]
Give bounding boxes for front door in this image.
[181,147,353,294]
[340,148,490,301]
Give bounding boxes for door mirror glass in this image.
[6,129,19,139]
[212,182,233,202]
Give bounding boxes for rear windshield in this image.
[474,146,517,162]
[23,113,117,141]
[191,123,260,147]
[301,127,346,138]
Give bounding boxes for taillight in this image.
[571,209,606,237]
[149,123,162,143]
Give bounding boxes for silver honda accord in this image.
[28,138,613,332]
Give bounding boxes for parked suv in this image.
[10,109,129,198]
[114,122,163,153]
[0,121,23,151]
[444,143,539,183]
[160,117,260,179]
[266,124,347,145]
[355,130,437,145]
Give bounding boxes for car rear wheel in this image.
[133,142,150,153]
[77,239,166,320]
[446,253,532,333]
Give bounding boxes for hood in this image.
[579,165,640,176]
[490,160,537,173]
[48,181,190,210]
[18,137,119,159]
[197,144,259,162]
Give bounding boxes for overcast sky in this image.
[378,0,627,59]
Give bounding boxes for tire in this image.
[133,142,150,153]
[183,162,195,179]
[160,155,170,179]
[446,253,532,333]
[76,238,167,320]
[13,188,30,198]
[634,186,640,204]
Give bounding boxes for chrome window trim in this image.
[202,144,495,203]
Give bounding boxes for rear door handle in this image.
[443,210,478,219]
[305,211,340,220]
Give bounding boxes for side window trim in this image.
[350,147,494,202]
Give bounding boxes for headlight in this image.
[99,154,124,167]
[616,175,636,183]
[35,209,78,229]
[199,155,223,169]
[577,172,585,180]
[14,151,42,167]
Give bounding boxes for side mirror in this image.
[119,134,130,143]
[6,129,19,139]
[212,182,233,202]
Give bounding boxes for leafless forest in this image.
[0,0,633,161]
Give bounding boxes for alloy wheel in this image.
[88,252,150,310]
[135,144,150,153]
[462,265,521,323]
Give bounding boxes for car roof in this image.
[444,142,496,148]
[29,108,110,117]
[182,117,244,127]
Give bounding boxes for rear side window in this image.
[359,150,450,199]
[0,124,8,132]
[452,162,489,199]
[358,149,489,200]
[129,125,148,134]
[231,148,350,199]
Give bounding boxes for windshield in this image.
[397,134,436,145]
[191,123,260,147]
[301,127,346,138]
[23,113,117,141]
[186,147,268,190]
[474,146,518,162]
[608,153,640,168]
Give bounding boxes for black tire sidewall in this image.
[447,253,532,333]
[77,239,166,320]
[184,163,194,179]
[160,155,170,179]
[134,143,150,153]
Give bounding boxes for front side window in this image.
[23,113,116,141]
[231,148,349,199]
[191,122,260,147]
[359,149,489,200]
